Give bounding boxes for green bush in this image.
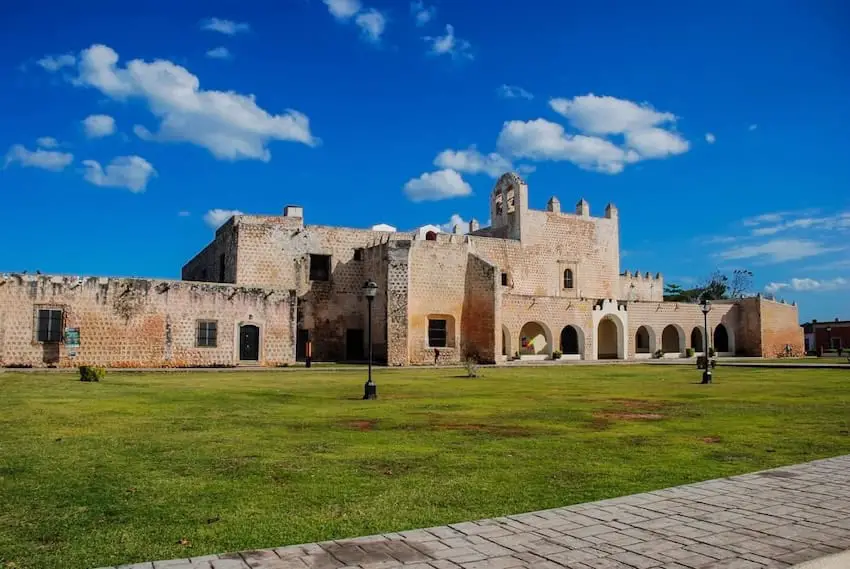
[552,350,562,360]
[79,366,106,382]
[685,347,695,357]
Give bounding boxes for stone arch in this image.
[559,325,583,356]
[597,316,623,360]
[519,321,552,357]
[425,231,437,241]
[635,325,655,354]
[661,324,685,355]
[690,326,706,352]
[502,325,512,357]
[714,323,731,353]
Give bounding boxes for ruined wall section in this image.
[385,241,410,366]
[758,297,804,357]
[461,253,498,364]
[469,209,620,300]
[182,220,238,283]
[0,274,294,368]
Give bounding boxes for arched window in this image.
[425,231,437,241]
[563,269,574,289]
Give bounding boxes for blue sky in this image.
[1,0,848,322]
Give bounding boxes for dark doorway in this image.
[714,324,729,352]
[346,329,365,360]
[296,329,309,361]
[560,326,579,354]
[239,324,260,361]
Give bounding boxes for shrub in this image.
[685,347,695,358]
[708,347,716,357]
[464,358,480,378]
[79,366,106,382]
[552,350,562,360]
[653,349,664,359]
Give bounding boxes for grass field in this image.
[1,366,849,569]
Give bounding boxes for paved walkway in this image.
[100,455,850,569]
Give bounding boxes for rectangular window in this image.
[831,337,842,350]
[197,320,218,347]
[218,254,226,283]
[353,248,363,261]
[428,319,447,348]
[309,254,331,281]
[501,272,508,286]
[35,308,63,343]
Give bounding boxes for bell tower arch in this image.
[490,172,529,241]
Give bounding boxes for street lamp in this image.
[826,326,832,355]
[700,298,712,384]
[362,280,378,400]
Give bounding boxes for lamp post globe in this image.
[362,280,378,400]
[700,299,712,384]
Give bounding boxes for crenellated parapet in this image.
[619,271,663,302]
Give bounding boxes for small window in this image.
[309,254,331,281]
[35,308,63,343]
[197,320,218,348]
[425,231,437,241]
[353,248,363,261]
[218,254,226,282]
[563,268,574,289]
[501,272,509,286]
[428,319,447,348]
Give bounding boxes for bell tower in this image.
[489,172,529,240]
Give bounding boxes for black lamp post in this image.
[362,280,378,400]
[826,326,832,354]
[700,298,712,384]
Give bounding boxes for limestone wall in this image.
[626,301,740,356]
[0,274,295,368]
[500,295,594,359]
[182,220,238,283]
[619,272,664,302]
[757,298,804,357]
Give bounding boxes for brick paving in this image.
[98,455,850,569]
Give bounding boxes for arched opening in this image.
[635,326,652,354]
[519,322,551,357]
[502,325,511,357]
[563,269,574,289]
[597,317,620,359]
[662,325,682,354]
[560,325,580,354]
[714,324,730,353]
[691,327,705,352]
[425,231,437,241]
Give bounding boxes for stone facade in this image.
[0,172,803,367]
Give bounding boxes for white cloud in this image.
[82,114,116,138]
[371,223,396,232]
[497,118,638,174]
[434,147,512,178]
[200,18,250,35]
[37,53,76,72]
[324,0,361,19]
[82,156,156,192]
[4,144,73,171]
[73,44,317,161]
[411,1,435,26]
[742,212,788,227]
[355,9,386,42]
[403,169,472,202]
[549,94,677,135]
[204,208,243,228]
[497,84,533,100]
[206,47,232,60]
[624,127,689,158]
[440,214,469,234]
[750,212,850,237]
[705,133,716,144]
[766,277,848,294]
[36,137,58,148]
[716,239,841,263]
[424,24,473,60]
[749,124,758,131]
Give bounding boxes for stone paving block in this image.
[425,527,466,540]
[398,531,442,543]
[738,553,792,568]
[622,539,686,556]
[240,550,287,569]
[580,558,634,569]
[607,551,662,569]
[545,548,609,565]
[428,560,463,569]
[382,540,431,563]
[583,532,644,547]
[321,544,369,566]
[211,560,251,569]
[118,564,155,569]
[458,555,525,569]
[153,561,198,569]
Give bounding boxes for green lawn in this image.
[1,367,849,569]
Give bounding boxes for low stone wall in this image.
[0,274,295,368]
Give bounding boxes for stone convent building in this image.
[0,173,803,368]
